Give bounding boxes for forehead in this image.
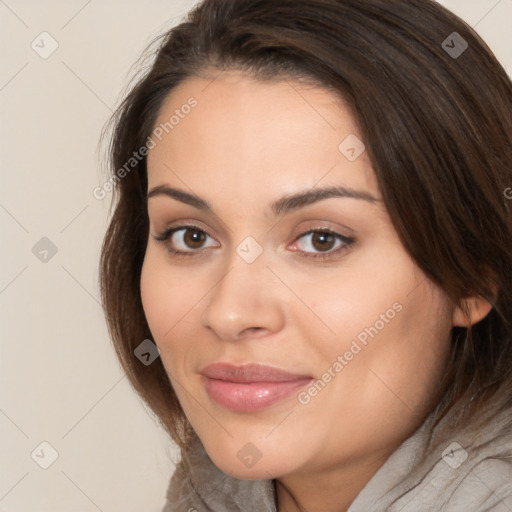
[146,71,379,202]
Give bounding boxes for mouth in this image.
[200,363,313,412]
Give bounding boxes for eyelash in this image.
[154,225,355,260]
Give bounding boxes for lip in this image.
[200,363,313,412]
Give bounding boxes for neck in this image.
[274,451,391,512]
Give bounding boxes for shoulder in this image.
[445,458,512,511]
[349,409,512,512]
[393,455,512,512]
[391,414,512,512]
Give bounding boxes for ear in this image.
[452,296,494,327]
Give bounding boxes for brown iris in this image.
[311,231,336,252]
[183,228,207,249]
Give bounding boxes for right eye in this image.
[155,225,219,256]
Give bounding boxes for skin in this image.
[140,70,492,512]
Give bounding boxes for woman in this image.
[99,0,512,510]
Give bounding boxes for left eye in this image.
[292,230,353,255]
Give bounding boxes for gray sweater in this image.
[162,409,512,511]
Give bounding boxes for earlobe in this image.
[452,296,494,327]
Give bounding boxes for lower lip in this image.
[202,376,313,412]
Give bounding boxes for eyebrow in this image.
[147,184,380,216]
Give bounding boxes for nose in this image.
[200,254,286,342]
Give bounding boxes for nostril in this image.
[240,326,266,338]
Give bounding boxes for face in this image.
[140,70,454,481]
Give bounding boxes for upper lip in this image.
[200,363,312,383]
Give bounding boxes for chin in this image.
[202,439,301,481]
[213,456,285,481]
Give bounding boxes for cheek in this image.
[140,248,203,353]
[307,252,452,410]
[306,253,411,343]
[140,258,171,339]
[140,254,208,405]
[337,290,450,420]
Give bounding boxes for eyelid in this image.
[294,224,350,237]
[288,226,355,259]
[153,218,215,241]
[153,223,212,242]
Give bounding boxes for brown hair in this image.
[99,0,512,452]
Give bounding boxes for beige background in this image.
[0,1,510,511]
